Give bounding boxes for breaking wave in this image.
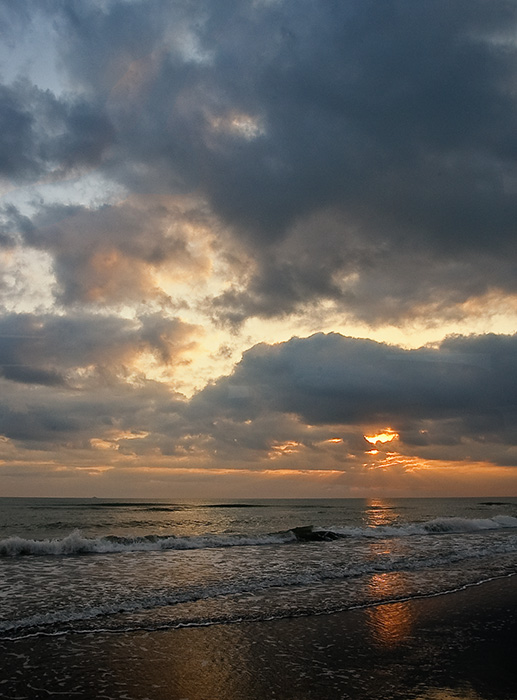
[0,530,294,557]
[1,515,517,557]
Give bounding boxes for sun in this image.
[364,429,399,445]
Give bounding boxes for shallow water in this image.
[1,575,516,700]
[1,497,516,638]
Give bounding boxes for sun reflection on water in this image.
[363,499,414,647]
[364,497,401,528]
[366,573,414,647]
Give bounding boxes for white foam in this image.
[0,529,295,557]
[2,540,516,637]
[325,515,517,539]
[1,515,516,557]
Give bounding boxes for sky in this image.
[1,0,517,498]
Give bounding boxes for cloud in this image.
[188,332,517,465]
[1,1,517,494]
[1,1,516,325]
[0,374,183,451]
[3,195,214,305]
[1,327,517,474]
[0,79,114,183]
[22,0,514,326]
[0,311,200,386]
[206,208,517,326]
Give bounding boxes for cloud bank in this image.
[1,0,517,495]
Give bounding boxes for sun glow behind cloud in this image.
[364,430,399,445]
[1,0,517,497]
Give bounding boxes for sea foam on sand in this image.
[0,574,515,700]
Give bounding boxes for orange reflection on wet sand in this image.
[366,572,414,647]
[414,687,484,700]
[364,499,414,648]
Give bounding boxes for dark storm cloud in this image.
[2,1,517,323]
[1,325,517,466]
[0,79,114,182]
[0,312,199,386]
[27,0,514,324]
[0,311,193,449]
[189,332,517,460]
[0,375,183,447]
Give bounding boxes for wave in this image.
[318,515,517,540]
[1,548,516,638]
[0,530,295,557]
[1,515,517,557]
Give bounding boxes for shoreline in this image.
[1,574,516,699]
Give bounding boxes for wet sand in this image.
[1,575,516,699]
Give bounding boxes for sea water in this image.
[0,497,516,639]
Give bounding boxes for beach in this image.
[1,498,516,699]
[1,574,515,700]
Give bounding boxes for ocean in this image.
[1,497,516,640]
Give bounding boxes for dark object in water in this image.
[290,525,342,542]
[479,502,510,506]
